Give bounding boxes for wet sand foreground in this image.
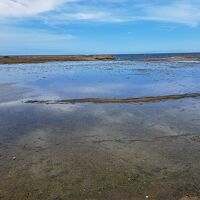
[0,59,200,200]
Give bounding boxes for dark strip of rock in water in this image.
[0,55,114,64]
[24,92,200,104]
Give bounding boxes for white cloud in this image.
[63,12,112,21]
[0,0,200,26]
[138,1,200,27]
[51,11,125,23]
[48,0,200,26]
[0,0,74,17]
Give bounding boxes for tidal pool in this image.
[0,60,200,200]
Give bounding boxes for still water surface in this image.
[0,58,200,199]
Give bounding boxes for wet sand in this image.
[0,100,200,200]
[0,55,113,64]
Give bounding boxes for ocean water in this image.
[115,52,200,60]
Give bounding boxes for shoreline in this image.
[0,55,114,64]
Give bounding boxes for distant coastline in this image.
[0,55,113,64]
[1,53,200,64]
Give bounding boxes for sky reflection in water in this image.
[0,60,200,101]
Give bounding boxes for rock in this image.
[12,156,16,160]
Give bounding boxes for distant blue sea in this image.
[114,53,200,61]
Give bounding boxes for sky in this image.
[1,0,200,55]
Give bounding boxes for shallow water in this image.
[1,60,200,101]
[0,59,200,200]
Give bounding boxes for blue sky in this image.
[1,0,200,55]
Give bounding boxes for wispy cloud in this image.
[0,26,76,55]
[1,0,200,26]
[137,1,200,27]
[0,0,74,17]
[0,27,75,42]
[47,12,125,23]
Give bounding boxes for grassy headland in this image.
[0,55,114,64]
